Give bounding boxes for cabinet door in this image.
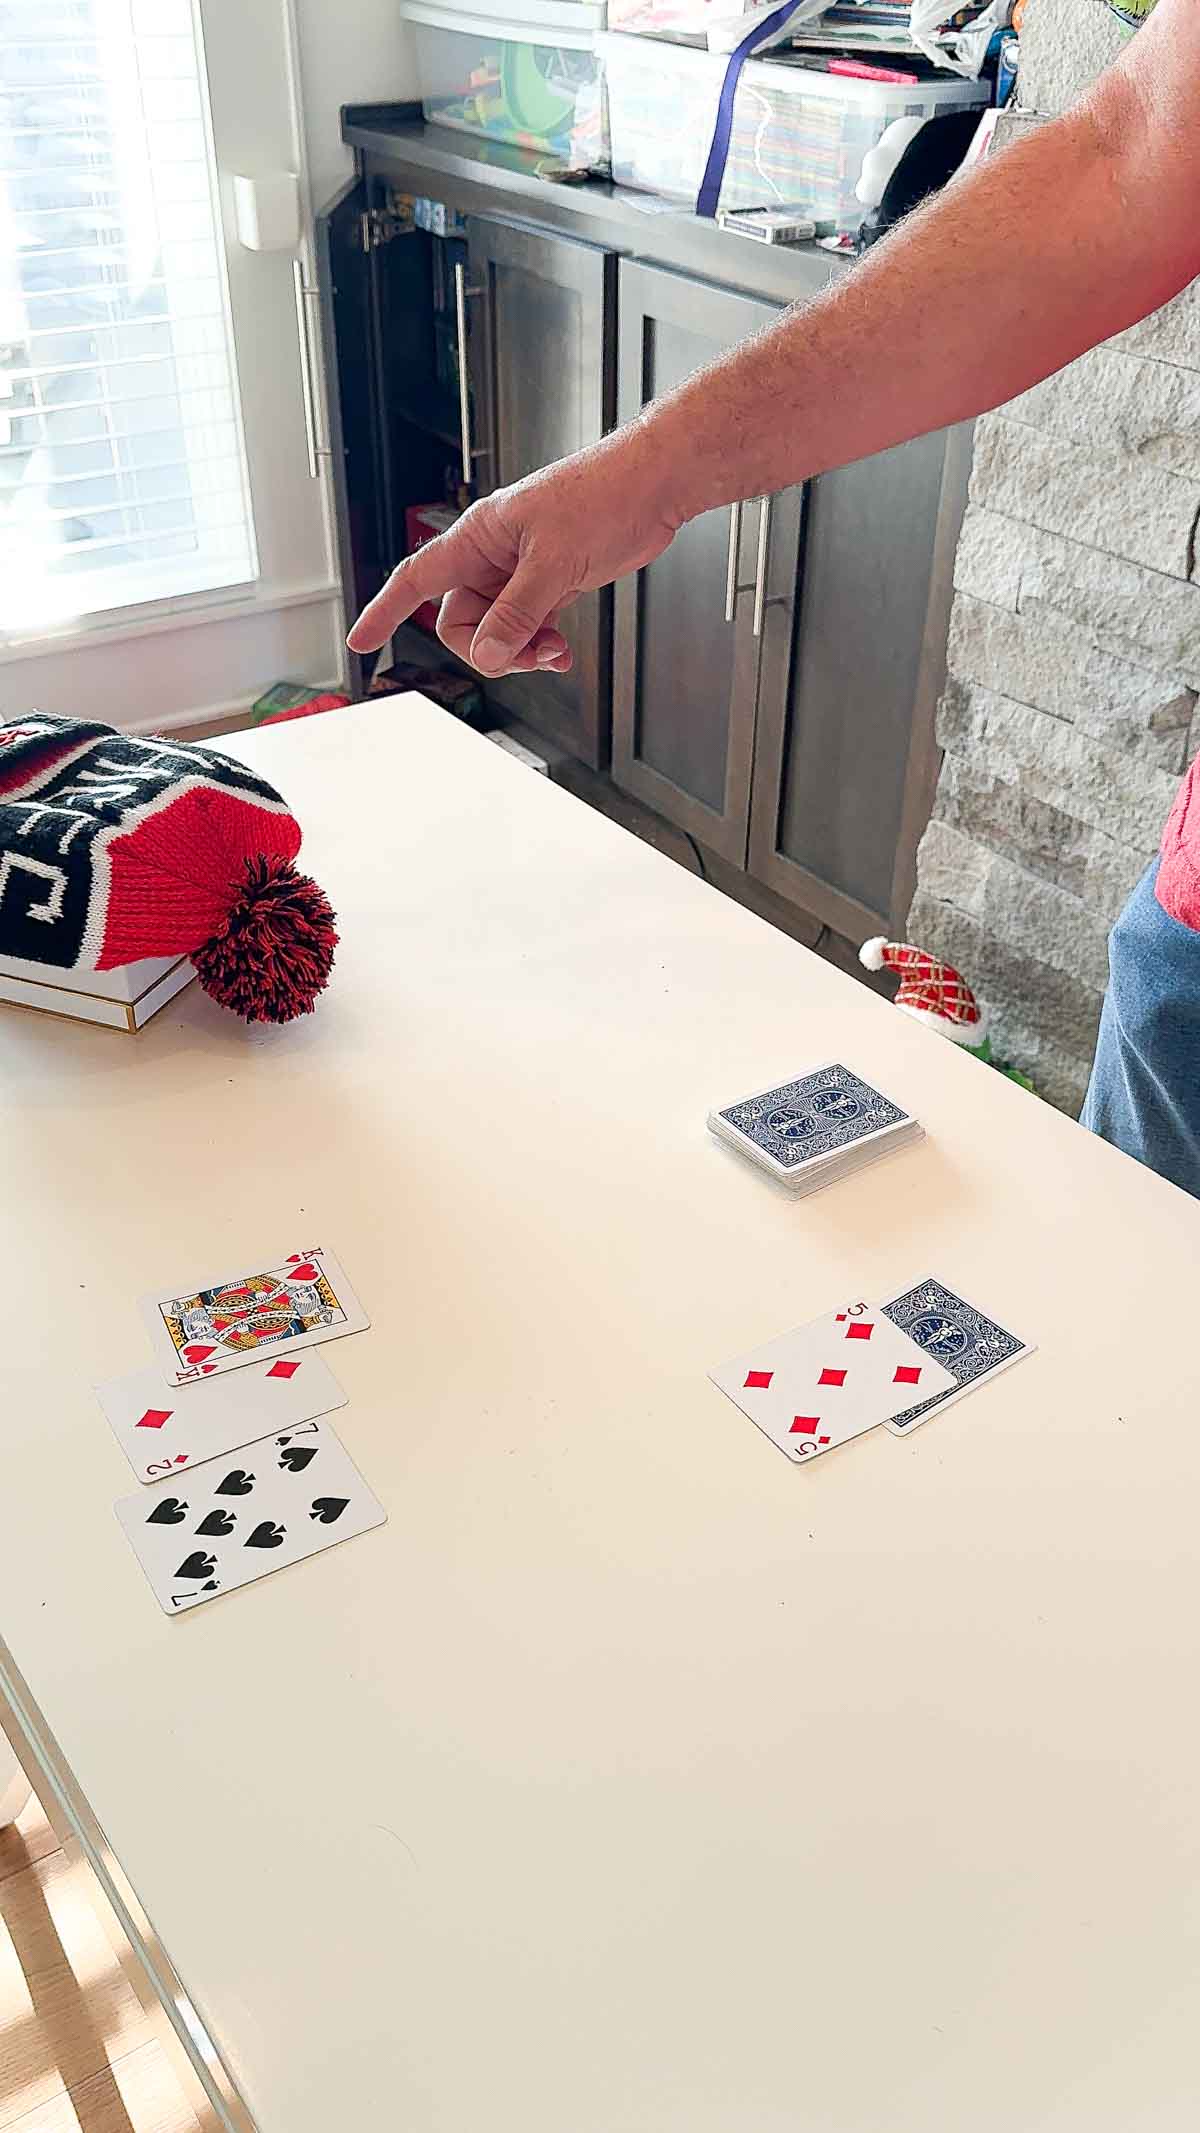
[318,178,461,703]
[612,262,783,867]
[316,179,387,702]
[467,217,615,768]
[748,433,957,939]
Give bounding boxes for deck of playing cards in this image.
[708,1064,923,1196]
[711,1276,1033,1466]
[97,1243,383,1614]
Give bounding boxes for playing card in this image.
[115,1418,386,1614]
[709,1064,918,1185]
[139,1246,369,1386]
[95,1352,348,1485]
[729,1128,926,1201]
[710,1301,956,1463]
[881,1275,1033,1435]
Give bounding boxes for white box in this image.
[486,730,551,774]
[0,951,195,1033]
[232,171,302,252]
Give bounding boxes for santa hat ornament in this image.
[859,936,989,1050]
[0,713,337,1024]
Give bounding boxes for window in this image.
[0,0,256,632]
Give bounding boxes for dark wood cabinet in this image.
[466,217,614,768]
[316,178,390,703]
[612,260,960,939]
[750,432,959,941]
[612,263,780,867]
[325,109,968,942]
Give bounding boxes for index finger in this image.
[347,525,489,654]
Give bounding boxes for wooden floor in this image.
[0,1790,216,2133]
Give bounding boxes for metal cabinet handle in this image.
[453,261,489,476]
[292,257,332,482]
[752,495,772,639]
[724,499,743,624]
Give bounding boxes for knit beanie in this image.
[0,713,337,1023]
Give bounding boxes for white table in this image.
[3,696,1200,2133]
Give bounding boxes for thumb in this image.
[469,555,567,676]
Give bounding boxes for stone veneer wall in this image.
[907,0,1200,1113]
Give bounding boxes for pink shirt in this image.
[1156,759,1200,930]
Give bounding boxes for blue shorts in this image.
[1082,860,1200,1197]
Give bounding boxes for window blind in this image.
[0,0,257,635]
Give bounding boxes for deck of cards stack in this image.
[95,1246,385,1616]
[708,1063,924,1197]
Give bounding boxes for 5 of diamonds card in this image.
[139,1246,369,1386]
[710,1301,956,1464]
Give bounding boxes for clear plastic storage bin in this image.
[599,31,987,227]
[607,0,751,33]
[401,1,609,171]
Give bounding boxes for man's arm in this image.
[349,0,1200,677]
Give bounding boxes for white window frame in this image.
[0,0,344,734]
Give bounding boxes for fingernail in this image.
[473,637,507,676]
[536,645,558,668]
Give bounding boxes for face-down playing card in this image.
[710,1303,956,1463]
[881,1275,1033,1435]
[115,1418,386,1613]
[95,1351,348,1484]
[709,1064,916,1182]
[139,1246,368,1386]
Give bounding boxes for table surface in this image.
[4,697,1200,2133]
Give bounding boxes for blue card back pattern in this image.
[716,1064,909,1172]
[882,1276,1028,1433]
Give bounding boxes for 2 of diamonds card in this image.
[710,1302,956,1464]
[95,1351,348,1484]
[115,1418,386,1614]
[139,1245,368,1386]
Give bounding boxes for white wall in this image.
[292,0,417,218]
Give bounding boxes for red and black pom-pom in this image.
[192,856,338,1024]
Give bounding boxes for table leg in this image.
[0,1731,32,1830]
[0,1638,256,2132]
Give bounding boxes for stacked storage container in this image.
[401,0,610,170]
[399,0,992,227]
[599,31,987,228]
